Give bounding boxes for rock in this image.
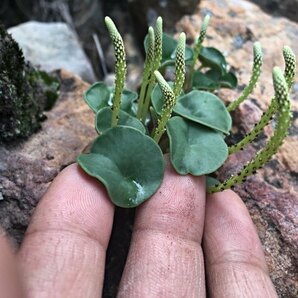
[249,0,298,23]
[8,22,96,83]
[0,70,97,243]
[177,0,298,296]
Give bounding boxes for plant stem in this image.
[227,42,262,112]
[208,67,291,193]
[141,17,163,123]
[184,15,210,91]
[137,27,155,119]
[228,45,295,154]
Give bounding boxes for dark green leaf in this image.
[192,71,220,91]
[199,47,227,75]
[151,83,165,115]
[144,33,193,67]
[119,89,138,113]
[84,82,111,113]
[78,126,164,208]
[205,69,237,89]
[167,117,228,175]
[219,71,237,89]
[84,82,137,113]
[174,90,232,134]
[95,107,146,134]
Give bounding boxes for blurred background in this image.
[1,0,297,85]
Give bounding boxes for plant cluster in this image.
[0,25,60,143]
[78,16,295,208]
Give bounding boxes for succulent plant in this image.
[78,16,295,208]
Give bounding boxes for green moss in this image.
[0,25,59,143]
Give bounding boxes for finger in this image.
[17,164,114,298]
[0,231,23,297]
[203,190,277,297]
[118,158,206,297]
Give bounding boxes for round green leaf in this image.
[199,47,227,75]
[219,71,237,89]
[95,107,146,134]
[167,117,228,175]
[84,82,137,113]
[151,83,165,115]
[77,126,164,208]
[117,88,138,113]
[161,34,193,67]
[192,70,220,91]
[205,69,237,89]
[174,90,232,134]
[144,33,193,67]
[84,82,111,113]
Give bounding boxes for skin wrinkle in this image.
[18,164,114,298]
[118,158,206,297]
[19,230,104,297]
[25,165,114,247]
[0,161,277,297]
[135,174,206,242]
[203,190,277,297]
[118,232,205,297]
[208,266,275,297]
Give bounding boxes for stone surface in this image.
[177,0,298,296]
[249,0,298,23]
[0,70,97,243]
[8,21,96,82]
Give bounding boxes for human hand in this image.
[0,159,277,297]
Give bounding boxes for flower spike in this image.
[140,17,163,122]
[283,46,296,90]
[105,16,127,127]
[173,32,186,97]
[228,46,295,154]
[227,42,262,112]
[137,26,155,119]
[185,15,210,90]
[152,71,176,143]
[209,67,291,193]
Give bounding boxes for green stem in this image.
[228,99,277,154]
[227,42,262,112]
[137,27,155,119]
[153,110,171,143]
[141,17,163,123]
[228,46,295,155]
[208,67,291,193]
[184,15,210,91]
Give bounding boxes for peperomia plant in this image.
[77,15,296,208]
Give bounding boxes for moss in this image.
[0,25,59,143]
